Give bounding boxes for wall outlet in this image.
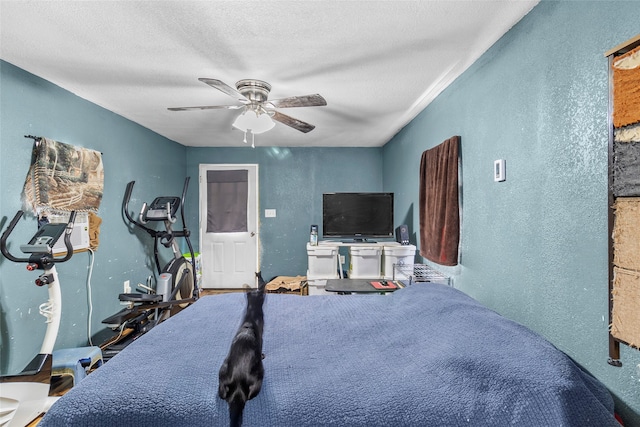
[265,209,276,218]
[339,255,346,264]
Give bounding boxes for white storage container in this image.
[348,246,382,279]
[382,244,416,279]
[307,243,339,279]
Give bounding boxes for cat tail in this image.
[228,398,245,427]
[255,271,267,293]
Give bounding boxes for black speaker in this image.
[395,224,409,245]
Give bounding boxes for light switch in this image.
[494,159,506,182]
[265,209,277,218]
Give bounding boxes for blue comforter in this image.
[41,283,618,426]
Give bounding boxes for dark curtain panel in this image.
[419,136,460,266]
[206,170,248,233]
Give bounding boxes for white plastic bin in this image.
[307,243,339,279]
[382,244,416,279]
[348,246,382,279]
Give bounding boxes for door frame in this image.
[198,163,259,288]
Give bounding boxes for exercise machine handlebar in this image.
[1,210,76,266]
[123,180,189,234]
[123,181,151,234]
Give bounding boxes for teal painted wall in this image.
[0,61,384,376]
[2,1,639,423]
[185,146,384,281]
[0,60,188,374]
[383,1,640,424]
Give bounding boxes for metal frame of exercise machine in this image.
[0,211,76,427]
[101,178,198,355]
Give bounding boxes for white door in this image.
[199,164,258,289]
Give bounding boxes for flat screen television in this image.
[322,192,394,242]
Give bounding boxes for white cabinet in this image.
[306,243,339,279]
[382,245,416,279]
[308,241,416,280]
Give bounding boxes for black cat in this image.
[218,272,267,427]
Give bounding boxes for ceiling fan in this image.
[168,78,327,136]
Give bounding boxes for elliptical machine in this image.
[101,177,198,355]
[0,210,76,427]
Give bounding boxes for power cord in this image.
[113,319,129,344]
[86,248,95,346]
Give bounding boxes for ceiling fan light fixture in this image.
[232,110,275,135]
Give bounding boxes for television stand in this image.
[319,240,392,247]
[311,240,411,280]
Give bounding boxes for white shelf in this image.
[393,264,450,285]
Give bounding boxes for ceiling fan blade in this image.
[168,105,244,111]
[198,78,249,103]
[271,111,316,133]
[268,94,327,108]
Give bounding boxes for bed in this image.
[40,283,619,426]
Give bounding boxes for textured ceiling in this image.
[0,1,538,148]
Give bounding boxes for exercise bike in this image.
[101,177,198,356]
[0,210,76,427]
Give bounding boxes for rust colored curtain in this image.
[419,136,460,266]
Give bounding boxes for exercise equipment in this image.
[0,210,76,426]
[101,178,198,356]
